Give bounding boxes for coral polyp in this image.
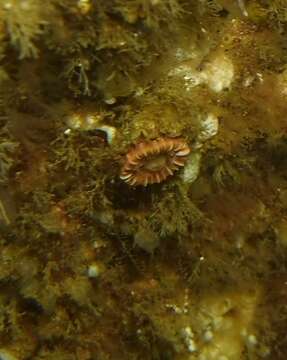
[120,137,190,186]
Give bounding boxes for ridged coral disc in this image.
[120,137,190,186]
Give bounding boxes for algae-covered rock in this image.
[0,0,287,359]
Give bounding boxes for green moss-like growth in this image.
[0,128,18,185]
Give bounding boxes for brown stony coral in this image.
[120,137,190,186]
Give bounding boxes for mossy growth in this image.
[0,127,19,185]
[147,183,204,241]
[203,145,256,190]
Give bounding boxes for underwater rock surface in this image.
[1,0,287,359]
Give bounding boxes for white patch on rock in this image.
[201,54,234,93]
[87,263,102,278]
[196,113,219,148]
[168,64,203,90]
[195,290,261,360]
[181,152,202,184]
[168,52,234,93]
[181,326,197,353]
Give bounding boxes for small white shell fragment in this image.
[95,125,116,145]
[181,326,197,353]
[64,128,72,135]
[182,326,194,338]
[105,97,116,105]
[87,263,101,278]
[196,113,219,148]
[93,239,106,249]
[181,152,202,184]
[202,329,214,342]
[187,339,197,353]
[246,334,257,347]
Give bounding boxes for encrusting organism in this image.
[120,137,190,186]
